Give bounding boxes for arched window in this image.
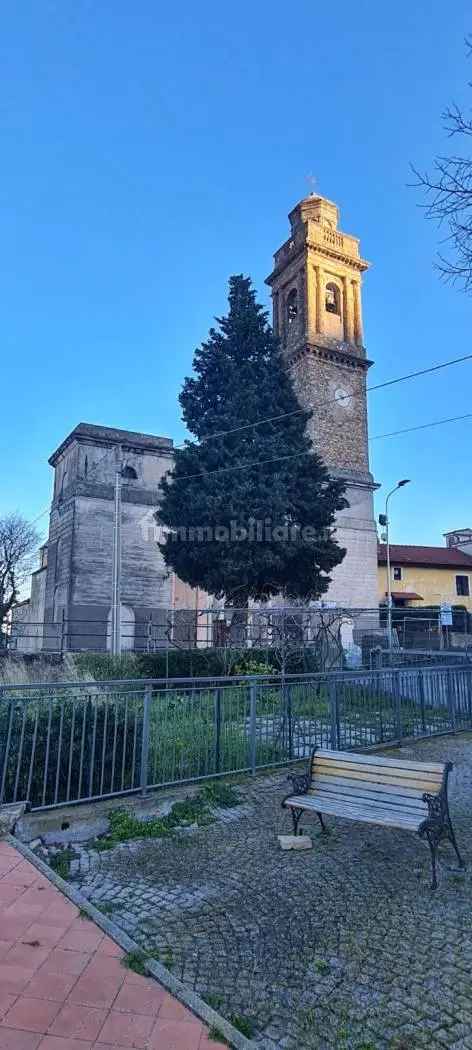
[286,288,298,326]
[60,467,68,497]
[325,282,340,315]
[84,455,88,478]
[122,464,137,480]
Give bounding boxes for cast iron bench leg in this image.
[425,830,438,891]
[289,807,326,834]
[446,809,466,870]
[291,808,303,835]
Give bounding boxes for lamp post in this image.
[111,464,123,657]
[111,459,139,655]
[380,480,411,650]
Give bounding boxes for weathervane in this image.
[305,173,317,195]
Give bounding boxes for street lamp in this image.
[379,479,411,650]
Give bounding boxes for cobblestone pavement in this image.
[70,736,472,1050]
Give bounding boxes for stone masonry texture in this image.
[69,733,472,1050]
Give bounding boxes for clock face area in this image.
[330,381,354,415]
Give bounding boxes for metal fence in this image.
[6,605,472,669]
[1,664,471,811]
[8,606,383,657]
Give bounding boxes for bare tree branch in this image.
[0,514,40,632]
[412,37,472,292]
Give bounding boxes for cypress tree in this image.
[158,275,347,604]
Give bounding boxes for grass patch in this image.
[90,794,215,851]
[49,848,76,880]
[314,958,331,975]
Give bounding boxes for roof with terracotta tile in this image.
[377,544,472,569]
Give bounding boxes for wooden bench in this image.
[282,748,465,888]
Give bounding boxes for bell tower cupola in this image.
[267,192,370,360]
[266,192,372,475]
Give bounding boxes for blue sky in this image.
[2,0,471,549]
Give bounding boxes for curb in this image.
[9,834,255,1050]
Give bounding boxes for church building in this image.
[14,192,379,652]
[266,193,379,608]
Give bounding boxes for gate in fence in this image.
[1,665,471,811]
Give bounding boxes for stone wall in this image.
[42,425,175,651]
[289,347,369,474]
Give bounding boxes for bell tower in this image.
[266,193,379,609]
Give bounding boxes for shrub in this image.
[73,646,283,682]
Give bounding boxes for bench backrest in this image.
[310,749,446,816]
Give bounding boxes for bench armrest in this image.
[422,791,446,822]
[286,772,311,796]
[418,763,452,839]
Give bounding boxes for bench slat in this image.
[314,753,443,777]
[312,749,446,775]
[312,761,442,791]
[310,781,428,811]
[307,792,427,819]
[285,794,424,831]
[310,773,435,801]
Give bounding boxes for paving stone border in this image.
[8,832,255,1050]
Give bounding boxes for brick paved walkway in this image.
[0,840,226,1050]
[71,734,472,1049]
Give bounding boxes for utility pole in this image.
[111,448,122,657]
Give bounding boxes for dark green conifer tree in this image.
[158,275,346,604]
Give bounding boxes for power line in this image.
[172,352,472,449]
[370,412,472,441]
[170,409,472,482]
[26,352,472,533]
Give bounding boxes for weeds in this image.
[49,848,76,879]
[121,945,172,975]
[121,950,151,976]
[90,793,215,851]
[228,1014,254,1038]
[208,1026,230,1046]
[314,958,331,976]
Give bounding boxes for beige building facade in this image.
[266,194,378,608]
